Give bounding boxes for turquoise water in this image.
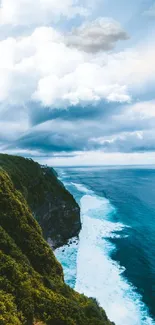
[54,166,155,325]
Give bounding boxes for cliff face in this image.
[0,154,81,247]
[0,166,114,325]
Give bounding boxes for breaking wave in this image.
[55,174,155,325]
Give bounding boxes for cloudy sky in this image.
[0,0,155,166]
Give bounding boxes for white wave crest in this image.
[71,182,92,194]
[54,172,155,325]
[75,193,155,325]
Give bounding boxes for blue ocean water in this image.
[54,166,155,325]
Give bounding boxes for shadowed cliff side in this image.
[0,154,81,247]
[0,169,114,325]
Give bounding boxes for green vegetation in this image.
[0,154,81,247]
[0,154,75,210]
[0,154,114,325]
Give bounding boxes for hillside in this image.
[0,159,114,325]
[0,154,81,247]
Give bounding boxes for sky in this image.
[0,0,155,166]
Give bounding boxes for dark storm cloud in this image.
[1,98,155,157]
[12,119,101,153]
[29,101,121,126]
[3,98,154,156]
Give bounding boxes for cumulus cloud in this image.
[0,25,155,108]
[0,25,131,107]
[0,0,154,164]
[66,18,129,52]
[0,0,88,26]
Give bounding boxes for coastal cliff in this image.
[0,154,114,325]
[0,154,81,247]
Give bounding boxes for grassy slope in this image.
[0,156,114,325]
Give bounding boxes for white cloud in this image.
[110,100,155,133]
[89,100,155,152]
[66,18,129,52]
[90,129,155,152]
[0,26,155,108]
[121,100,155,119]
[0,0,88,26]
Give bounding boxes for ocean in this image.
[54,166,155,325]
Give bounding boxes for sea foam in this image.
[75,190,155,325]
[71,182,93,194]
[55,237,79,288]
[55,173,155,325]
